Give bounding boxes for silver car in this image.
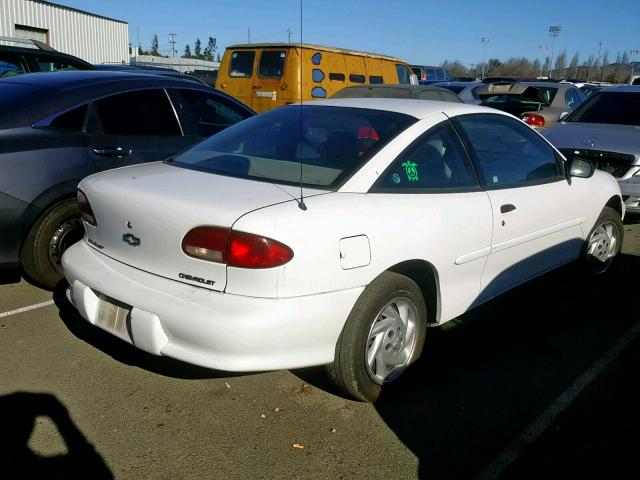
[543,86,640,213]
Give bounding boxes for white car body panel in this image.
[63,98,624,372]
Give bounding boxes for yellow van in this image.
[215,43,417,113]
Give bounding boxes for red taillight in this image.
[522,113,546,127]
[77,190,96,226]
[182,227,294,269]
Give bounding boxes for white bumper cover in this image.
[62,242,363,372]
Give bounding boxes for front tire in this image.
[581,206,624,275]
[20,199,83,289]
[326,272,427,402]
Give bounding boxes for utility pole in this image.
[287,28,293,44]
[481,36,489,79]
[169,33,176,58]
[598,41,603,80]
[248,28,251,44]
[548,25,561,78]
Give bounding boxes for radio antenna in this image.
[297,0,307,211]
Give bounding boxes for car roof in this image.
[600,85,640,93]
[0,70,194,91]
[433,81,482,88]
[302,97,497,119]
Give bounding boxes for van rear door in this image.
[222,49,256,109]
[252,49,287,113]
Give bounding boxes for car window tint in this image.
[426,68,437,80]
[176,89,248,137]
[564,88,581,110]
[170,105,416,189]
[456,114,561,187]
[374,122,477,190]
[0,58,25,77]
[395,64,412,84]
[229,51,255,78]
[568,92,640,126]
[87,89,181,136]
[35,58,80,72]
[49,104,88,131]
[258,51,286,78]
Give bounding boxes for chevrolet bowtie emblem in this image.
[122,233,141,246]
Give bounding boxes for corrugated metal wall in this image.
[0,0,129,64]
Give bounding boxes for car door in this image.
[453,113,586,302]
[169,88,253,141]
[369,118,493,321]
[84,88,194,171]
[252,50,287,113]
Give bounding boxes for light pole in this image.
[481,36,490,78]
[631,49,640,80]
[538,45,549,77]
[548,25,561,78]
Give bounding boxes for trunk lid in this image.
[79,162,319,291]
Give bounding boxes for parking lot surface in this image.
[2,219,639,479]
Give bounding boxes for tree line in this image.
[441,49,636,82]
[134,35,220,62]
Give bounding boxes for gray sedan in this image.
[543,86,640,213]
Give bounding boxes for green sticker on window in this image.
[402,161,419,182]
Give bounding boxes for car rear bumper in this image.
[62,241,362,372]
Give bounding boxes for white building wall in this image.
[0,0,128,64]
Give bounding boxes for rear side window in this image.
[258,51,286,78]
[49,104,88,131]
[349,74,365,83]
[374,122,477,191]
[455,114,562,187]
[329,73,345,81]
[568,92,640,126]
[564,88,582,110]
[369,76,384,84]
[396,64,412,84]
[175,89,250,137]
[87,89,181,136]
[229,51,255,78]
[0,58,25,76]
[426,68,437,80]
[34,57,82,72]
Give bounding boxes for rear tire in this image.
[326,271,427,402]
[580,206,623,275]
[21,199,83,289]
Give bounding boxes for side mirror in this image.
[409,73,419,86]
[558,111,569,122]
[568,157,595,178]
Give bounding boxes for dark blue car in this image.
[0,71,254,288]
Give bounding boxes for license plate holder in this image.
[95,294,131,340]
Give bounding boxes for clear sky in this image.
[62,0,639,66]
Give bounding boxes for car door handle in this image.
[92,146,132,157]
[500,204,517,214]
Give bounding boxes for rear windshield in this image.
[258,51,286,78]
[169,105,416,189]
[480,86,557,107]
[229,51,255,78]
[567,92,640,126]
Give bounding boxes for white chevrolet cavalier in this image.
[62,99,624,402]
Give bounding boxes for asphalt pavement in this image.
[1,219,639,479]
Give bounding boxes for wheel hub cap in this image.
[365,297,419,385]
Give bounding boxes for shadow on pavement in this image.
[52,281,251,381]
[0,268,21,286]
[369,253,640,479]
[0,392,112,479]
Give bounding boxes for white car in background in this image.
[62,99,624,402]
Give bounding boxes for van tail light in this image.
[182,227,294,269]
[77,190,96,226]
[522,113,546,127]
